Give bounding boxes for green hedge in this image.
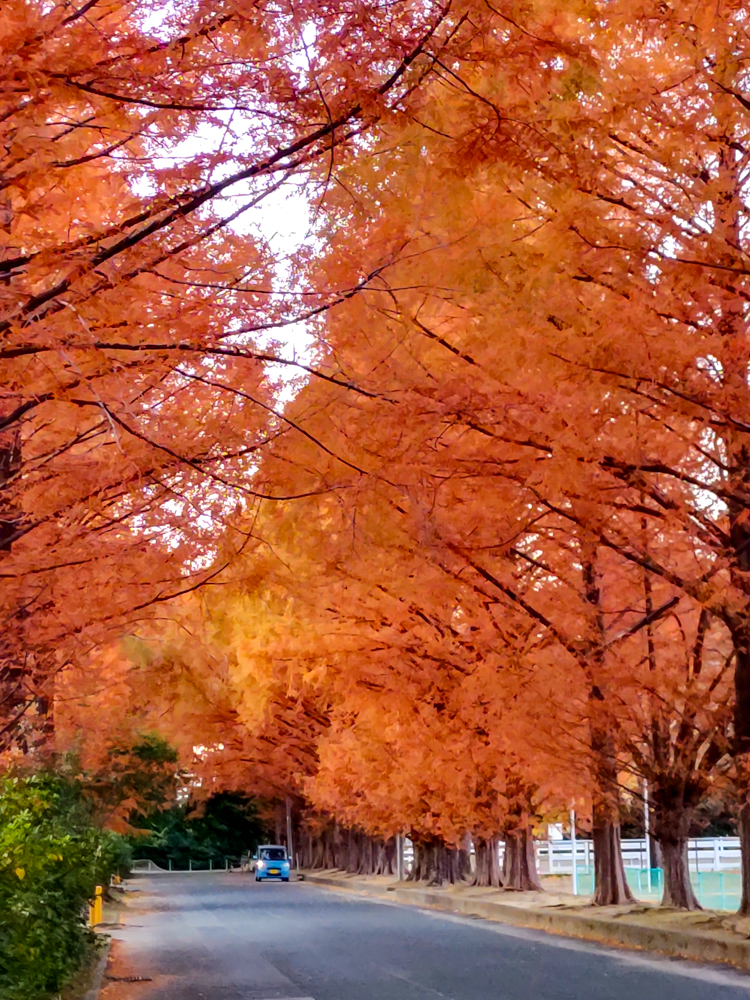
[0,772,131,1000]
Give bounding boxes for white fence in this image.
[534,837,742,874]
[402,837,742,874]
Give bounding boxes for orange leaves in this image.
[0,0,470,752]
[172,0,747,842]
[7,0,747,867]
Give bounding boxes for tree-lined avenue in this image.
[107,875,750,1000]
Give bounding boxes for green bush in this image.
[0,771,129,1000]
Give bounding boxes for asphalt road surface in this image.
[110,874,750,1000]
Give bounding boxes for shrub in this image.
[0,771,128,1000]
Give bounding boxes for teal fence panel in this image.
[571,866,742,911]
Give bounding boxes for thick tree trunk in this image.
[375,837,396,875]
[660,838,700,910]
[581,550,634,906]
[308,825,337,869]
[332,821,344,869]
[472,836,503,887]
[344,828,362,873]
[502,827,542,891]
[713,100,750,915]
[356,835,377,875]
[406,841,424,881]
[299,832,312,869]
[326,828,337,868]
[592,807,634,906]
[733,631,750,913]
[739,800,750,915]
[652,782,701,910]
[407,838,463,885]
[649,834,663,870]
[309,836,322,869]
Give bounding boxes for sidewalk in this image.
[302,870,750,972]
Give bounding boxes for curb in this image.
[302,872,750,972]
[83,939,112,1000]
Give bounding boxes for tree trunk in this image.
[312,827,334,869]
[406,841,424,881]
[660,838,700,910]
[375,837,396,875]
[309,836,321,869]
[299,832,312,869]
[357,835,377,875]
[407,838,462,885]
[472,836,503,887]
[734,631,750,913]
[739,800,750,915]
[332,821,344,869]
[649,834,663,870]
[713,118,750,915]
[652,781,702,910]
[592,807,634,905]
[502,827,542,891]
[581,549,635,906]
[344,828,361,873]
[0,215,27,754]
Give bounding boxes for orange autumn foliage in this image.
[6,0,750,909]
[0,0,461,748]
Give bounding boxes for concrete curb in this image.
[302,872,750,972]
[83,939,112,1000]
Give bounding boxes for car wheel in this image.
[255,876,260,882]
[282,877,289,882]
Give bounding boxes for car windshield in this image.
[261,849,287,861]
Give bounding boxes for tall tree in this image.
[0,0,461,750]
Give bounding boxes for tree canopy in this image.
[3,0,750,913]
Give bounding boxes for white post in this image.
[570,810,578,896]
[396,834,404,881]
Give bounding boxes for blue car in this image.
[253,845,291,882]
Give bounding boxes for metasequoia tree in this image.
[609,601,733,909]
[379,0,750,904]
[0,0,465,750]
[181,484,589,886]
[52,597,329,820]
[23,0,750,915]
[236,0,749,905]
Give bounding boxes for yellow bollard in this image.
[89,885,103,927]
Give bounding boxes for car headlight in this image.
[257,860,265,869]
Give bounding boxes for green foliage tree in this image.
[0,771,130,1000]
[130,791,268,869]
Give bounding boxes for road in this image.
[106,873,750,1000]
